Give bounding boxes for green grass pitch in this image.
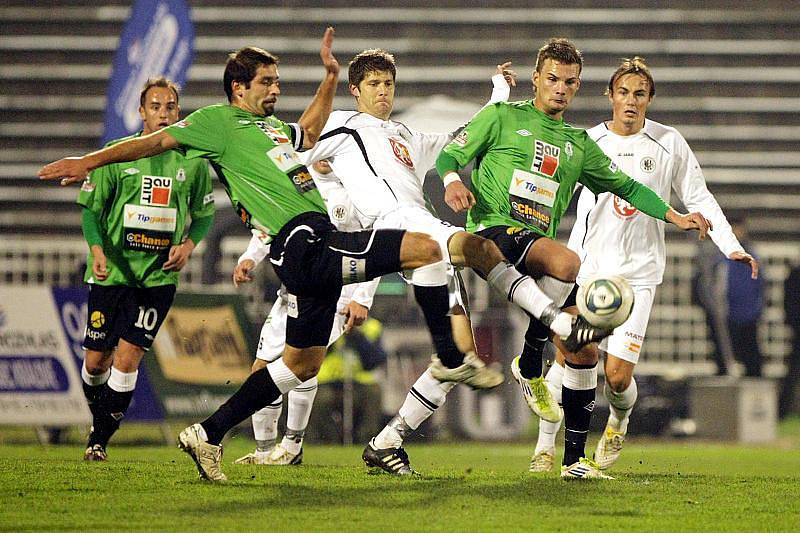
[2,422,800,532]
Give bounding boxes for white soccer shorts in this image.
[373,205,462,267]
[598,285,656,365]
[255,285,356,362]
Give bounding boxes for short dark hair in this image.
[535,38,583,75]
[348,49,396,87]
[139,77,179,107]
[606,57,656,98]
[223,47,278,102]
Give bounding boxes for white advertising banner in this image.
[0,287,91,425]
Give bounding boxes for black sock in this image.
[562,362,596,466]
[414,284,462,368]
[518,317,549,379]
[82,381,105,419]
[201,367,281,445]
[88,385,134,448]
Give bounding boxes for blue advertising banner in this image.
[102,0,194,145]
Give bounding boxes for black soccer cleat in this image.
[362,440,415,476]
[562,315,612,354]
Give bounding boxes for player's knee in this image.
[404,233,442,266]
[294,362,321,382]
[606,370,632,392]
[552,249,581,281]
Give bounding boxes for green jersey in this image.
[165,104,327,239]
[441,101,669,237]
[77,133,215,287]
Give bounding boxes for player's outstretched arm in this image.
[665,208,712,240]
[298,27,339,149]
[38,130,179,185]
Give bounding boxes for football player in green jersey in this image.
[436,38,712,478]
[41,29,443,482]
[78,77,215,461]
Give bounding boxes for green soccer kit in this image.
[164,104,327,239]
[78,133,215,287]
[438,101,669,237]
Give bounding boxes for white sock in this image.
[252,398,282,450]
[562,363,597,391]
[267,358,302,394]
[374,369,455,449]
[81,361,110,386]
[487,262,553,319]
[282,377,318,454]
[535,362,564,454]
[605,376,637,434]
[537,275,574,307]
[107,367,138,392]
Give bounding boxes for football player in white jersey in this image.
[303,51,606,474]
[232,160,381,465]
[530,57,759,473]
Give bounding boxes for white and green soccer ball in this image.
[576,274,635,330]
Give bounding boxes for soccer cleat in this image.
[561,457,614,480]
[510,356,563,423]
[177,424,227,482]
[594,425,626,470]
[264,443,303,465]
[529,449,555,473]
[428,351,503,390]
[233,449,271,465]
[362,440,415,476]
[83,444,107,462]
[561,315,612,354]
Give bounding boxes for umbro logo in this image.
[516,129,532,136]
[584,400,596,412]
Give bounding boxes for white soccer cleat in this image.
[264,443,303,465]
[561,457,614,480]
[83,444,107,462]
[529,449,555,473]
[177,423,227,482]
[428,351,504,390]
[234,449,272,465]
[594,425,626,470]
[510,356,563,423]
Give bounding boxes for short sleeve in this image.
[165,106,228,161]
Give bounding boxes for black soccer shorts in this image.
[269,212,404,348]
[475,225,546,276]
[83,283,176,352]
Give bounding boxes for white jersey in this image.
[569,119,744,286]
[303,110,450,227]
[303,74,511,228]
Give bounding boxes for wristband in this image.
[443,172,462,187]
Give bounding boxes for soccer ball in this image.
[576,274,634,330]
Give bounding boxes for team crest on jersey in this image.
[532,140,560,177]
[80,179,95,193]
[176,168,186,182]
[389,137,414,169]
[140,176,172,206]
[255,121,290,144]
[612,195,638,219]
[565,141,574,160]
[640,156,656,173]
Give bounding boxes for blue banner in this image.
[102,0,194,145]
